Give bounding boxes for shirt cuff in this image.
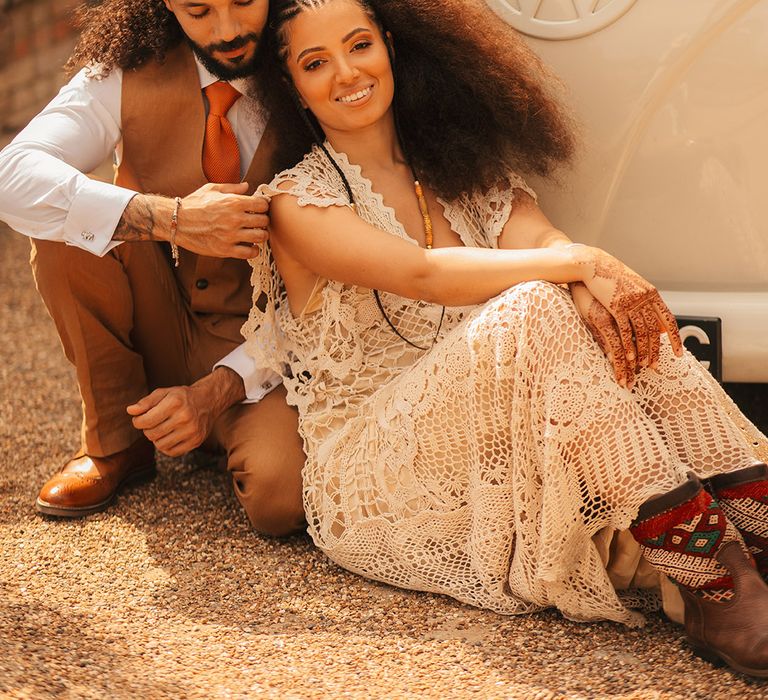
[215,344,282,404]
[63,177,137,256]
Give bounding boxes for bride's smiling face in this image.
[282,0,395,135]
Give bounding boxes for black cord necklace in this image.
[320,142,446,351]
[293,98,446,351]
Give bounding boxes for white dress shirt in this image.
[0,60,277,402]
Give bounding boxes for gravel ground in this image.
[2,228,767,700]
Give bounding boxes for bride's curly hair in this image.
[65,0,184,75]
[257,0,577,199]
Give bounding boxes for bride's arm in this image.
[268,192,585,308]
[496,189,572,251]
[497,191,683,388]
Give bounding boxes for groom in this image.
[0,0,304,535]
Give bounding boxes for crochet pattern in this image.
[243,144,768,627]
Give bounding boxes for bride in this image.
[244,0,768,676]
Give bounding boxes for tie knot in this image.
[205,81,241,117]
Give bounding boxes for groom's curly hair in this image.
[258,0,577,200]
[65,0,184,75]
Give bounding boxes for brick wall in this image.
[0,0,82,137]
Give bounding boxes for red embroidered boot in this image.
[707,463,768,580]
[630,473,768,677]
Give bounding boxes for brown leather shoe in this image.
[681,540,768,678]
[36,439,156,517]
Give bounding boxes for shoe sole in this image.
[35,465,157,518]
[690,641,768,679]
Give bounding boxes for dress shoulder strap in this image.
[442,172,539,249]
[258,146,352,210]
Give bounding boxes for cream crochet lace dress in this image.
[243,144,768,627]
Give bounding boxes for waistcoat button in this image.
[196,279,209,290]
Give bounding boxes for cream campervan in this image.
[490,0,768,383]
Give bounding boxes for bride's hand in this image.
[572,246,684,376]
[569,281,633,387]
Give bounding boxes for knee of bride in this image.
[500,281,571,310]
[494,281,580,335]
[471,280,600,378]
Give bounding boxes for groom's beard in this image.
[187,32,261,80]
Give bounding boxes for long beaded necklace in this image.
[318,140,446,351]
[371,171,445,350]
[414,180,433,249]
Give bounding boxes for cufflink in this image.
[81,231,95,242]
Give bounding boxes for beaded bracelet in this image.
[170,196,182,267]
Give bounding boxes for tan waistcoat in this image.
[116,43,277,316]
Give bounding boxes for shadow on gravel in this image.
[2,598,190,698]
[3,230,767,698]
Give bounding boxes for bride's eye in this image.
[304,59,324,72]
[352,40,372,52]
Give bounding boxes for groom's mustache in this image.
[205,32,261,57]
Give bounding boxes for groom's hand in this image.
[127,367,246,457]
[176,182,270,259]
[114,183,270,259]
[127,385,214,457]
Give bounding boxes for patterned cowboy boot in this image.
[630,473,768,677]
[707,463,768,581]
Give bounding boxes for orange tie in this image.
[202,81,242,183]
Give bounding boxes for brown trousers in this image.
[30,239,305,535]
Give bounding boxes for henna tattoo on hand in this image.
[113,194,159,242]
[643,305,662,367]
[586,297,616,349]
[572,248,684,363]
[587,298,627,377]
[571,282,627,386]
[591,254,655,314]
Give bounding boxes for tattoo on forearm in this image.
[113,195,158,242]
